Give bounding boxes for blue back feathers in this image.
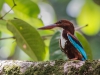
[67,33,87,61]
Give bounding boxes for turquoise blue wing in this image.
[67,33,87,60]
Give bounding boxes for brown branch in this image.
[0,60,100,75]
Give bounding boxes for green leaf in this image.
[5,0,40,18]
[75,31,93,60]
[0,36,16,57]
[5,0,44,28]
[0,0,4,11]
[49,31,67,60]
[77,1,100,35]
[7,18,46,61]
[0,20,12,34]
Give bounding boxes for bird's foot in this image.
[68,58,79,61]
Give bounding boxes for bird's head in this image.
[38,20,75,34]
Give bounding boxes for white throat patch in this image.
[60,30,67,49]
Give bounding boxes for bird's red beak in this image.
[38,24,57,30]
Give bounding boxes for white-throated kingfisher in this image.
[38,20,87,61]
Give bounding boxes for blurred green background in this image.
[0,0,100,60]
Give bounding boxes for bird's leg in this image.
[69,55,79,60]
[71,54,80,60]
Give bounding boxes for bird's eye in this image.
[59,21,62,23]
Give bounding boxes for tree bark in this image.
[0,60,100,75]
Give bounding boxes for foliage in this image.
[0,0,50,61]
[77,0,100,35]
[7,19,46,61]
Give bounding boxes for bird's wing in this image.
[67,32,87,60]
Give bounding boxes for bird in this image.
[38,20,87,61]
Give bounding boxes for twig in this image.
[0,36,15,40]
[0,0,17,19]
[75,24,88,31]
